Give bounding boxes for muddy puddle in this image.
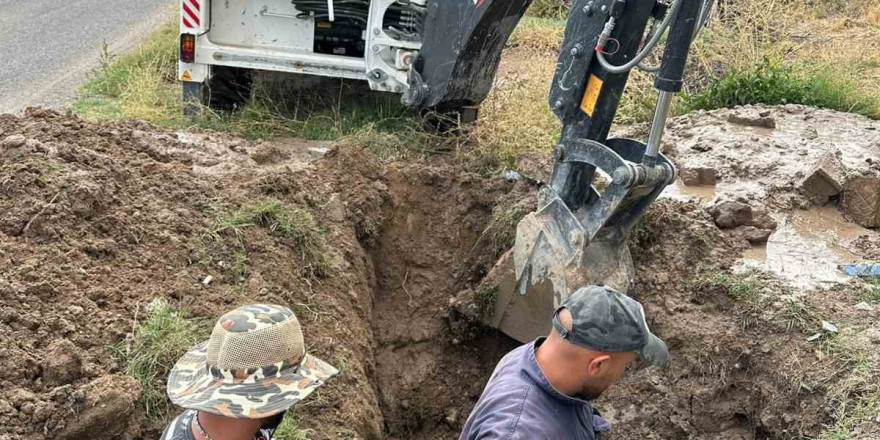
[739,206,869,289]
[662,181,872,289]
[661,180,717,202]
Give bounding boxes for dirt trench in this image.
[1,107,873,440]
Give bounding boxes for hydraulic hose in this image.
[595,0,682,74]
[638,0,715,72]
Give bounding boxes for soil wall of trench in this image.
[0,108,853,440]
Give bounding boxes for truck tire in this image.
[205,66,253,112]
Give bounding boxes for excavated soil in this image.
[0,106,878,440]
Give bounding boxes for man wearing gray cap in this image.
[459,285,668,440]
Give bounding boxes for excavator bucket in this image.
[483,138,676,343]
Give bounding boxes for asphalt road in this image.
[0,0,175,115]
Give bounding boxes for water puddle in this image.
[738,206,869,289]
[660,180,717,203]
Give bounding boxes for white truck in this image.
[176,0,533,118]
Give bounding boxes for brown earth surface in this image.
[1,106,878,440]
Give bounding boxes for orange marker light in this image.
[180,34,196,63]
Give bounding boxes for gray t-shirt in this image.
[458,338,610,440]
[160,409,274,440]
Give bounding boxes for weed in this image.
[487,201,532,257]
[509,17,566,52]
[212,200,330,278]
[109,299,207,419]
[231,250,250,282]
[274,412,313,440]
[527,0,570,20]
[698,271,763,302]
[815,332,880,439]
[474,286,499,319]
[778,300,817,332]
[858,278,880,304]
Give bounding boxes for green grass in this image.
[682,57,880,119]
[778,300,818,332]
[698,271,763,302]
[474,286,499,319]
[858,278,880,304]
[527,0,570,20]
[487,201,532,257]
[211,200,330,278]
[815,333,880,439]
[274,413,313,440]
[109,299,207,419]
[71,17,433,150]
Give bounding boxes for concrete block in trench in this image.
[800,152,845,205]
[843,176,880,228]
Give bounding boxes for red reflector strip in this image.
[182,16,195,29]
[189,0,200,12]
[182,2,200,26]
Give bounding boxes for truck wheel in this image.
[205,66,253,112]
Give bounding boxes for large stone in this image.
[842,176,880,228]
[751,206,778,231]
[732,226,773,244]
[800,152,845,205]
[728,110,777,129]
[680,166,717,186]
[709,201,753,229]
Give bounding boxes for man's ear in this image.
[587,354,612,376]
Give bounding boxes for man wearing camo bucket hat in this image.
[160,304,338,440]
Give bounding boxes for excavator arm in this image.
[414,0,710,341]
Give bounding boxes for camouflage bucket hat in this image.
[167,304,338,419]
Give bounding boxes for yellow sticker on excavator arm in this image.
[580,74,603,116]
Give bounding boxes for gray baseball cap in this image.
[552,285,669,366]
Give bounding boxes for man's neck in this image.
[534,339,581,397]
[191,411,264,440]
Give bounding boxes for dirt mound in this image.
[0,108,518,440]
[1,106,876,440]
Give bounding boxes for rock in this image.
[1,134,27,149]
[799,152,845,205]
[709,201,753,229]
[855,302,873,311]
[202,275,213,286]
[728,110,777,129]
[307,147,330,157]
[679,167,717,186]
[43,340,83,386]
[692,143,713,152]
[750,208,778,231]
[9,388,36,407]
[0,399,13,415]
[821,320,838,333]
[732,226,773,244]
[842,176,880,228]
[444,408,459,427]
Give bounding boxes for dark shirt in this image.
[159,409,273,440]
[459,338,609,440]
